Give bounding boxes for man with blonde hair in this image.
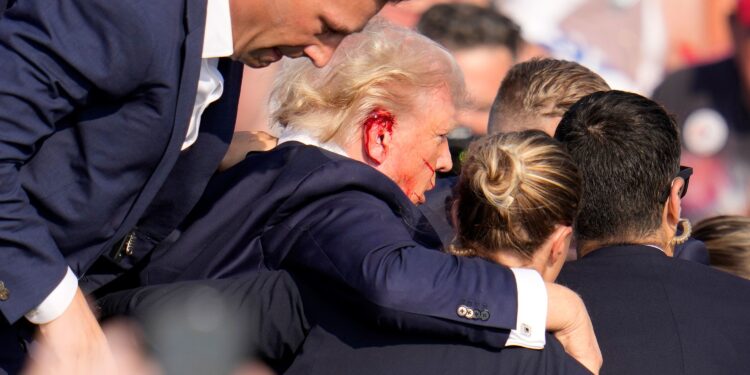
[110,22,600,373]
[488,58,610,135]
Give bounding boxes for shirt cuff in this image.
[25,267,78,324]
[505,268,547,349]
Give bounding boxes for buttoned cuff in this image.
[25,267,78,324]
[505,268,547,349]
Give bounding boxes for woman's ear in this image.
[363,109,395,165]
[543,225,572,282]
[550,225,573,265]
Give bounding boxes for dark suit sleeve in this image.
[97,271,309,369]
[279,192,521,348]
[0,0,155,322]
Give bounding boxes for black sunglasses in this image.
[662,165,692,201]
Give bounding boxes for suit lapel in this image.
[97,0,209,261]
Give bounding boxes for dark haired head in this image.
[554,90,680,244]
[417,3,522,56]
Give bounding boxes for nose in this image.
[435,140,453,173]
[303,35,345,68]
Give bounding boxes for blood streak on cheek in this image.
[421,157,436,189]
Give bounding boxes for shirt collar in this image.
[202,0,234,58]
[277,128,349,157]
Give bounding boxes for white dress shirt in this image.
[27,0,234,324]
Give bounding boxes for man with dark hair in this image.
[417,3,523,173]
[555,90,750,374]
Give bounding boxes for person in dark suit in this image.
[0,0,387,373]
[122,23,601,373]
[283,130,591,375]
[554,90,750,374]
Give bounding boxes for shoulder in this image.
[0,0,187,91]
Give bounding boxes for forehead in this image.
[317,0,386,31]
[403,86,457,132]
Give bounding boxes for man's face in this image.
[232,0,384,68]
[383,86,456,204]
[454,46,514,135]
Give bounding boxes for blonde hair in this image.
[489,58,610,134]
[693,215,750,280]
[270,20,465,146]
[451,130,581,260]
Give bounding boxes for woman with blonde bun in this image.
[451,129,582,282]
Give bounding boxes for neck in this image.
[578,234,672,258]
[490,251,543,274]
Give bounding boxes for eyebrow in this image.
[322,16,357,35]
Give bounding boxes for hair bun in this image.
[471,144,524,211]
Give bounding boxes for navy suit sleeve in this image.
[0,0,155,322]
[279,192,518,348]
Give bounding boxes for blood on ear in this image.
[364,108,395,144]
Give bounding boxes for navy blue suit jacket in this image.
[284,272,589,375]
[558,245,750,374]
[0,0,239,323]
[141,142,521,348]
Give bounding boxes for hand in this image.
[23,288,117,375]
[545,283,602,374]
[219,131,278,171]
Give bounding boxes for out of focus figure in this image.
[652,0,750,220]
[418,3,522,137]
[417,3,524,173]
[693,215,750,280]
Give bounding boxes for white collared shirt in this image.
[26,0,234,324]
[183,0,234,150]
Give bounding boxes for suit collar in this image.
[581,244,668,259]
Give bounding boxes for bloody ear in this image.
[363,108,395,164]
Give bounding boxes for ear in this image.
[662,178,684,229]
[363,109,395,165]
[538,225,572,282]
[548,225,573,266]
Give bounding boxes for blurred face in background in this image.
[453,46,515,135]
